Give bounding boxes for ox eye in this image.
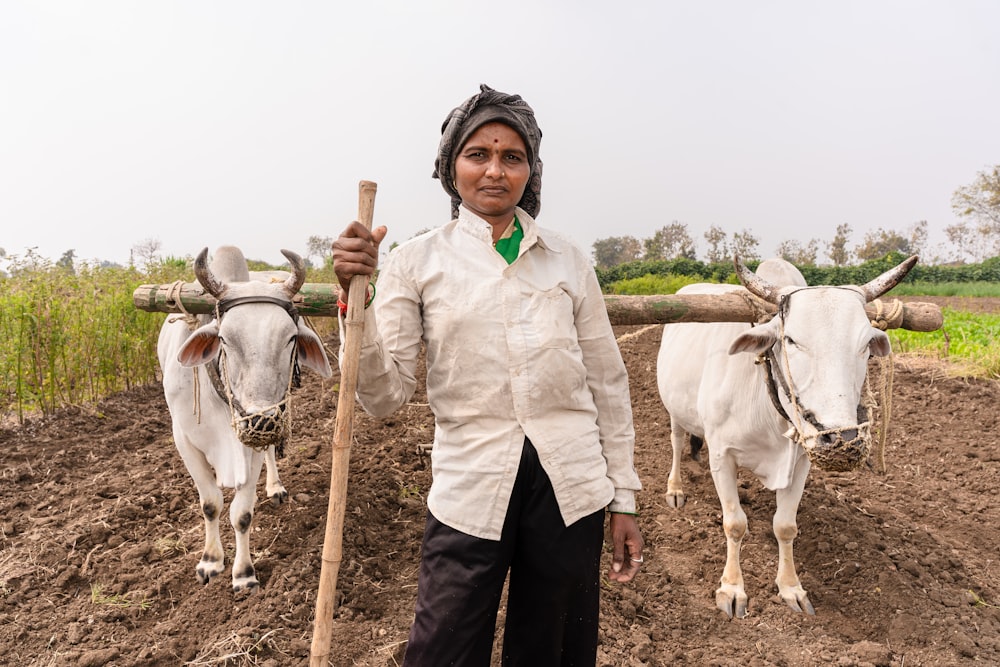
[783,336,797,348]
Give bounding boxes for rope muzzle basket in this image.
[184,293,302,457]
[793,411,873,473]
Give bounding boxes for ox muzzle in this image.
[794,419,872,473]
[762,346,874,473]
[208,294,301,456]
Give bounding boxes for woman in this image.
[332,84,643,667]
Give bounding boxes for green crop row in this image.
[890,309,1000,379]
[596,253,1000,293]
[0,256,189,422]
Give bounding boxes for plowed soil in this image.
[3,297,1000,666]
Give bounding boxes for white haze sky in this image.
[2,1,999,267]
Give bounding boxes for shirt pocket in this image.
[526,286,578,349]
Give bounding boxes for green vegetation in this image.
[90,583,152,610]
[887,282,1000,297]
[606,273,716,296]
[968,590,999,609]
[2,248,1000,425]
[155,536,189,557]
[398,483,423,500]
[0,252,188,422]
[0,251,336,424]
[595,253,1000,292]
[890,309,1000,379]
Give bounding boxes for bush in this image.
[597,253,1000,294]
[607,273,706,295]
[0,254,185,422]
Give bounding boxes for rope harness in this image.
[177,292,303,455]
[866,300,898,474]
[214,295,301,455]
[165,280,205,423]
[753,288,896,472]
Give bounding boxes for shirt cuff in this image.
[607,489,637,515]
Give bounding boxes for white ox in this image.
[158,246,332,591]
[656,255,916,618]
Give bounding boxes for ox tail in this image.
[690,434,704,462]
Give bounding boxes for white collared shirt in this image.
[344,206,640,540]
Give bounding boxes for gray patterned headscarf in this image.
[432,84,543,219]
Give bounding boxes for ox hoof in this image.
[268,488,289,507]
[233,579,260,597]
[196,556,226,585]
[196,565,224,585]
[232,565,259,593]
[716,589,749,619]
[783,593,816,616]
[666,491,686,509]
[778,583,816,615]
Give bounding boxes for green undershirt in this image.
[494,217,523,265]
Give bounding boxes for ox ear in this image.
[869,329,892,358]
[296,323,333,378]
[728,322,779,356]
[177,322,221,367]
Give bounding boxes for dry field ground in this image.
[3,297,1000,666]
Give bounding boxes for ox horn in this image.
[280,249,307,296]
[734,255,781,304]
[194,247,227,299]
[858,255,918,302]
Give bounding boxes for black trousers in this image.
[402,439,605,667]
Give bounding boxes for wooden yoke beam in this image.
[135,286,944,332]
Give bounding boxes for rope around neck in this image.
[865,353,895,473]
[164,280,204,423]
[866,295,902,471]
[165,280,200,330]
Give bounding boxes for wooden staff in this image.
[310,180,377,666]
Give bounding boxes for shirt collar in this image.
[456,205,556,253]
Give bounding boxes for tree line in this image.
[592,165,1000,269]
[593,251,1000,292]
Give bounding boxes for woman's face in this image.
[454,122,530,227]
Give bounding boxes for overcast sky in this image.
[2,1,999,268]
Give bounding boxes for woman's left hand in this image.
[608,512,644,583]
